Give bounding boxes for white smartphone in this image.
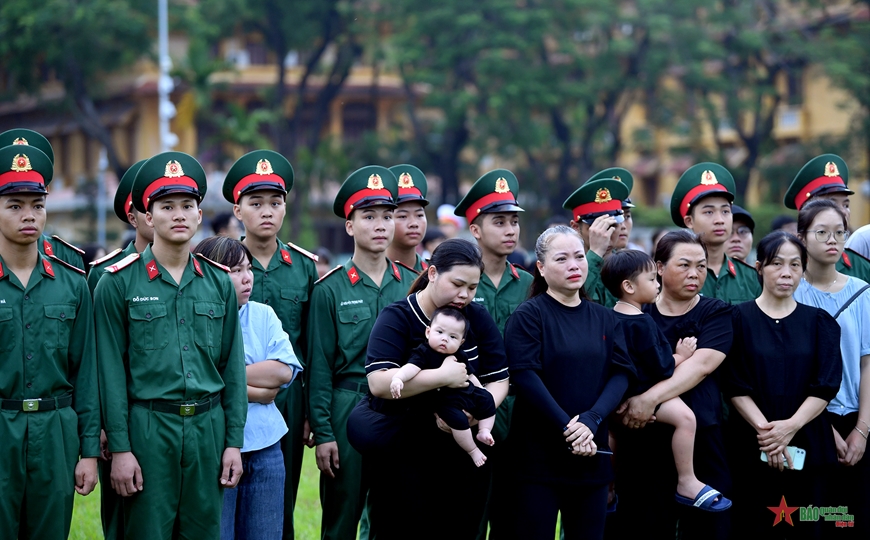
[760,446,806,470]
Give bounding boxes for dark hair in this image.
[654,230,707,266]
[193,236,253,268]
[797,199,848,239]
[211,212,238,236]
[315,247,333,265]
[601,250,657,299]
[408,238,484,295]
[754,231,807,286]
[530,226,587,298]
[770,214,796,231]
[430,306,469,338]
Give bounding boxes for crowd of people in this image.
[0,125,868,540]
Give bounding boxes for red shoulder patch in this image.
[510,263,520,279]
[105,253,140,273]
[0,261,4,278]
[196,253,231,273]
[347,266,361,285]
[192,257,203,276]
[42,257,55,277]
[280,249,292,265]
[727,259,736,277]
[145,259,160,280]
[842,252,852,269]
[391,261,402,281]
[394,260,421,275]
[421,260,429,270]
[314,265,343,285]
[43,238,55,257]
[51,235,86,255]
[90,247,123,267]
[48,254,85,275]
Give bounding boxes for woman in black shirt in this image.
[347,239,509,540]
[503,226,633,540]
[725,232,842,538]
[613,230,733,540]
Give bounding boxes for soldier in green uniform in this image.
[0,144,100,539]
[0,129,86,271]
[386,164,430,273]
[564,173,632,308]
[670,163,760,304]
[307,166,417,540]
[453,169,531,539]
[784,154,870,282]
[93,151,247,540]
[223,149,319,539]
[88,159,152,294]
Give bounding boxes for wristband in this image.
[855,426,869,440]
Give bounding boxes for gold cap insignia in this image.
[399,172,414,188]
[11,154,32,172]
[495,177,510,193]
[255,159,273,175]
[12,137,28,146]
[700,170,718,185]
[824,162,840,177]
[367,174,383,190]
[614,175,622,182]
[595,188,612,204]
[164,160,184,178]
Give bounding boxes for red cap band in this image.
[142,176,199,208]
[124,194,134,216]
[573,199,622,221]
[0,170,46,190]
[232,173,286,203]
[397,186,423,201]
[794,175,846,210]
[344,189,393,219]
[465,192,517,223]
[680,184,728,220]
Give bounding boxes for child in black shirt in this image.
[390,306,497,466]
[602,250,732,512]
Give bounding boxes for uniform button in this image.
[24,295,29,300]
[209,309,214,315]
[146,313,152,319]
[187,373,192,378]
[265,299,270,304]
[294,296,298,302]
[60,313,65,319]
[25,323,31,329]
[26,353,33,359]
[353,315,359,321]
[178,291,183,297]
[183,346,189,351]
[180,319,185,324]
[26,383,32,388]
[264,272,268,277]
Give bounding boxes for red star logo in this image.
[768,496,799,527]
[148,264,156,273]
[351,271,357,279]
[43,240,54,256]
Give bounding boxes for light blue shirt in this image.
[239,301,302,452]
[794,277,870,415]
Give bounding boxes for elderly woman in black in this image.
[502,226,633,539]
[613,230,733,540]
[725,231,842,538]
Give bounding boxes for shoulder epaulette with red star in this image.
[509,262,520,279]
[315,265,343,285]
[51,234,86,255]
[90,247,123,267]
[733,257,755,270]
[105,253,141,273]
[196,253,230,272]
[394,260,421,275]
[286,241,319,262]
[48,254,85,275]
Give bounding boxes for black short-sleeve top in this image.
[615,312,675,393]
[724,301,842,467]
[407,343,471,373]
[644,296,733,427]
[366,292,508,414]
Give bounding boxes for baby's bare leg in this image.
[655,398,706,500]
[453,428,487,467]
[475,415,496,446]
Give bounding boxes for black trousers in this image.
[503,481,608,540]
[829,412,869,538]
[608,422,732,540]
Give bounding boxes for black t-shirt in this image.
[407,343,472,373]
[644,296,733,427]
[505,293,635,485]
[615,311,675,393]
[366,292,508,415]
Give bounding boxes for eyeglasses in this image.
[734,226,752,238]
[807,229,849,243]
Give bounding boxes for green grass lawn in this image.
[69,449,323,539]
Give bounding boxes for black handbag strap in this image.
[834,284,870,319]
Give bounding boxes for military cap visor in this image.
[455,169,523,224]
[784,154,852,210]
[132,152,207,213]
[113,160,147,224]
[333,165,399,219]
[622,197,636,209]
[389,164,429,206]
[0,128,55,165]
[0,146,53,196]
[223,150,294,204]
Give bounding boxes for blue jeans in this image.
[221,442,285,540]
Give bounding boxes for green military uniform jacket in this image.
[0,252,100,457]
[248,239,319,367]
[837,248,870,283]
[307,258,417,445]
[93,245,247,452]
[39,234,85,272]
[472,261,533,334]
[584,250,617,308]
[87,241,137,295]
[700,253,761,305]
[413,253,429,273]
